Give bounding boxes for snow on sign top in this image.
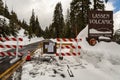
[90,29,112,34]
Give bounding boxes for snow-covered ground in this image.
[20,10,120,80]
[1,9,120,80]
[77,25,120,80]
[21,49,114,80]
[21,24,120,80]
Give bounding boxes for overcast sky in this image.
[3,0,118,30]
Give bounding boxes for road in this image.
[0,41,41,74]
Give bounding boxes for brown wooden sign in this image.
[88,11,113,30]
[88,11,113,38]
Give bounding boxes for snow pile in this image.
[114,10,120,31]
[21,25,120,80]
[17,28,44,45]
[76,11,120,79]
[77,25,120,80]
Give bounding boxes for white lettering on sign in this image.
[89,12,113,25]
[89,19,112,24]
[92,14,110,19]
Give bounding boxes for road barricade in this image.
[56,38,82,56]
[0,37,23,56]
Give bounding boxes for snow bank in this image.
[77,25,88,39]
[17,28,44,45]
[77,25,120,64]
[21,24,120,80]
[114,10,120,31]
[77,24,120,80]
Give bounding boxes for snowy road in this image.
[0,41,41,75]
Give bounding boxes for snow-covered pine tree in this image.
[8,10,20,36]
[0,18,10,37]
[0,0,19,37]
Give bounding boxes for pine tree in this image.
[82,0,91,24]
[70,0,83,37]
[52,2,65,38]
[35,16,42,37]
[0,0,4,15]
[21,20,28,30]
[49,24,56,38]
[10,10,19,24]
[94,0,105,11]
[70,0,90,38]
[105,0,109,3]
[64,9,71,38]
[44,26,50,38]
[9,18,18,37]
[8,10,20,35]
[28,9,43,38]
[29,9,36,38]
[21,20,29,35]
[4,4,10,19]
[0,1,19,37]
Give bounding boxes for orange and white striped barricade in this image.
[56,38,82,57]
